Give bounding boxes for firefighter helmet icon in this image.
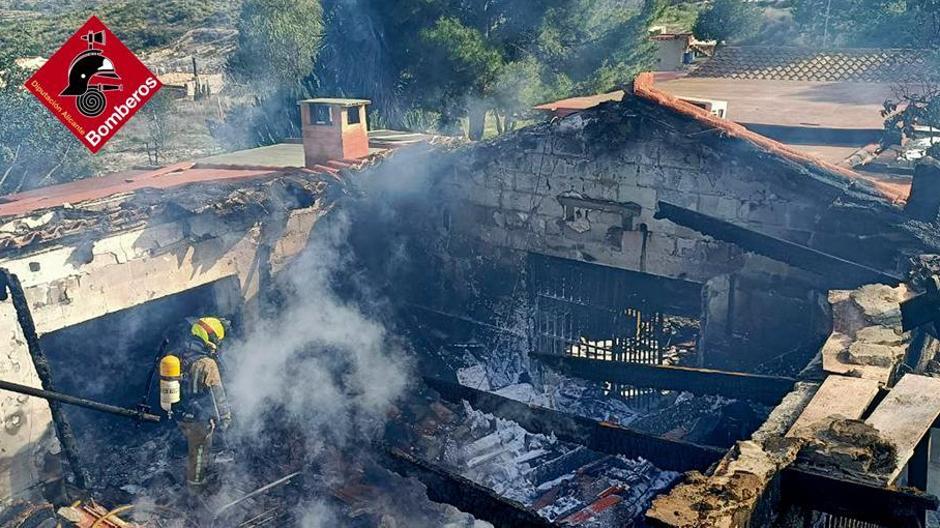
[60,30,122,117]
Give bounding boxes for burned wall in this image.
[372,97,921,372]
[0,172,340,506]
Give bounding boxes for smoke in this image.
[224,210,411,451]
[297,500,339,527]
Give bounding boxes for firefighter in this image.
[167,316,233,494]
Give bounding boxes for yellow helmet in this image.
[190,316,226,350]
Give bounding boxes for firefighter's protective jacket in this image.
[179,342,232,428]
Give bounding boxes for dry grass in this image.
[95,96,227,173]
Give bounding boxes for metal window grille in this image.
[527,253,695,365]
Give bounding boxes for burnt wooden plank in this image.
[424,377,940,527]
[653,201,902,288]
[381,444,556,528]
[866,374,940,484]
[786,376,880,440]
[533,353,795,405]
[781,467,936,528]
[423,376,726,473]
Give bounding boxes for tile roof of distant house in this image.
[690,46,937,82]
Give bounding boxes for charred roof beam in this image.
[424,376,725,473]
[654,201,902,289]
[425,377,938,527]
[532,353,795,405]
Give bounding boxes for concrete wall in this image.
[652,37,690,72]
[436,116,866,282]
[396,100,910,370]
[0,202,328,505]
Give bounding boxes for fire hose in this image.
[0,378,161,423]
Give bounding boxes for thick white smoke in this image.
[224,210,411,455]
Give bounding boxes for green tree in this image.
[0,47,96,195]
[537,0,663,94]
[227,0,324,92]
[692,0,761,43]
[421,16,507,138]
[225,0,665,145]
[792,0,940,48]
[413,0,661,138]
[492,58,552,134]
[219,0,323,147]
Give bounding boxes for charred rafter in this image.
[423,376,725,473]
[781,467,937,528]
[381,444,556,528]
[654,201,902,288]
[532,353,795,405]
[425,377,939,528]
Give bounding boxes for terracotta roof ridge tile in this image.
[631,72,909,204]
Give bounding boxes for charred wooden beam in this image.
[382,444,556,528]
[901,276,940,335]
[425,377,939,527]
[781,467,937,528]
[0,269,89,488]
[533,353,795,405]
[424,376,725,473]
[653,201,902,288]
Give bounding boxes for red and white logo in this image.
[25,16,162,153]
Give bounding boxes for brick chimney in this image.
[298,98,371,167]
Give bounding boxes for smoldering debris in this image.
[388,392,679,526]
[0,168,341,256]
[207,211,413,525]
[796,417,897,482]
[456,361,769,448]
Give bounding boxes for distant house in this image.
[14,56,46,71]
[648,26,715,72]
[157,71,225,99]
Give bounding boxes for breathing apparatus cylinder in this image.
[159,355,181,416]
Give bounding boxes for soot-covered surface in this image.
[387,391,679,526]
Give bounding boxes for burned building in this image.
[1,74,940,528]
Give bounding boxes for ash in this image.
[459,363,770,448]
[391,394,679,526]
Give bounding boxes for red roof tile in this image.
[632,72,910,203]
[0,162,276,218]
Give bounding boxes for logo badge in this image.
[25,16,162,153]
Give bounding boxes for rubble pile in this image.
[458,362,767,448]
[822,284,913,384]
[390,394,679,525]
[797,417,897,481]
[647,437,803,528]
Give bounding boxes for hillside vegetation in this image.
[0,0,236,56]
[0,0,936,196]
